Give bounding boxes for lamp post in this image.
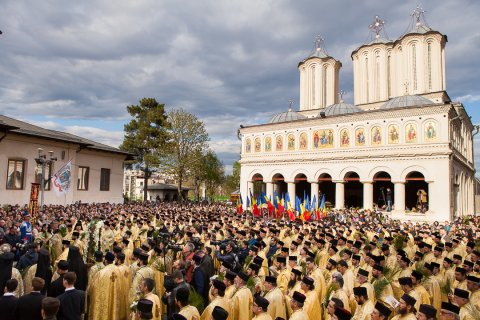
[35,148,57,210]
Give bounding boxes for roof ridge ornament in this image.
[288,99,293,112]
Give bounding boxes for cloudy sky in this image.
[1,0,479,173]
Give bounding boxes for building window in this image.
[375,53,380,101]
[100,168,110,191]
[322,65,327,106]
[311,66,316,107]
[77,166,89,190]
[365,57,369,102]
[6,159,25,189]
[387,55,391,97]
[35,162,52,190]
[412,44,417,91]
[427,42,432,89]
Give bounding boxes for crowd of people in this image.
[0,201,479,320]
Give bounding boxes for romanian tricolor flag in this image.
[236,194,243,214]
[285,193,295,221]
[252,194,260,217]
[319,194,327,218]
[276,193,285,218]
[264,194,275,217]
[311,194,317,220]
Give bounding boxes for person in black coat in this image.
[0,279,19,320]
[67,246,88,291]
[57,272,85,320]
[48,260,69,297]
[35,248,53,295]
[0,251,14,296]
[15,277,45,320]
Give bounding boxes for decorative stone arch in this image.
[289,169,314,183]
[339,166,365,181]
[248,169,266,182]
[266,169,287,183]
[314,168,336,181]
[367,166,398,182]
[400,165,431,182]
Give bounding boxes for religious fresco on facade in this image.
[276,136,283,151]
[299,133,308,150]
[355,128,366,146]
[340,129,350,147]
[424,122,436,141]
[265,137,272,152]
[254,137,261,152]
[313,129,334,148]
[287,134,295,150]
[406,124,417,143]
[388,124,399,144]
[371,126,382,145]
[245,138,252,153]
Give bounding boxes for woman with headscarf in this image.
[67,245,88,290]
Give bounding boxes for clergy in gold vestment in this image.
[252,296,273,320]
[201,279,233,320]
[289,291,310,320]
[232,272,253,320]
[301,276,322,320]
[88,254,125,320]
[263,276,286,320]
[390,294,418,320]
[129,253,155,305]
[140,278,161,320]
[351,287,374,320]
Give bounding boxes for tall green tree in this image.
[196,150,225,201]
[224,160,240,194]
[120,98,169,201]
[162,108,209,202]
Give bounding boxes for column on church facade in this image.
[265,181,274,201]
[287,181,296,201]
[334,181,345,209]
[247,181,254,195]
[393,182,405,212]
[310,181,319,203]
[362,181,374,210]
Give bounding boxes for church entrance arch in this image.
[373,171,394,210]
[295,173,310,202]
[318,173,335,208]
[405,171,428,212]
[252,174,266,199]
[344,172,363,208]
[272,174,288,197]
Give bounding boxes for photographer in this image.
[4,227,21,259]
[214,241,236,267]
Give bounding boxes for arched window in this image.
[387,54,391,97]
[322,65,327,106]
[375,52,381,101]
[311,66,316,107]
[365,57,369,102]
[427,42,432,89]
[412,44,417,91]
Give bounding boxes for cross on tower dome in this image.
[369,15,386,39]
[314,35,324,51]
[411,5,427,26]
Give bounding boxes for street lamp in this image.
[35,148,57,210]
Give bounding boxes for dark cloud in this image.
[0,0,479,173]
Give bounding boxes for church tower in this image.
[298,36,341,112]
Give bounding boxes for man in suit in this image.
[16,277,45,320]
[41,297,60,320]
[56,272,85,320]
[0,279,19,320]
[48,260,69,298]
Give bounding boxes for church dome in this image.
[269,108,307,123]
[381,95,432,110]
[322,101,362,117]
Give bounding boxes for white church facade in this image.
[238,8,475,222]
